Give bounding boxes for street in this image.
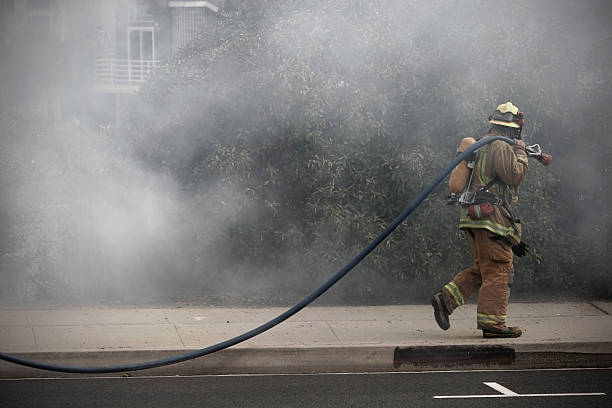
[1,368,610,408]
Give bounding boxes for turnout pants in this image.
[443,228,514,330]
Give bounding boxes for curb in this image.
[2,343,612,378]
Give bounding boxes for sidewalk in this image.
[1,302,611,377]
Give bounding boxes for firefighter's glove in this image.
[512,241,529,257]
[513,139,526,151]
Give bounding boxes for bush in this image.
[2,0,611,303]
[123,0,612,302]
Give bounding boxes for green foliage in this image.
[2,0,611,303]
[121,0,612,302]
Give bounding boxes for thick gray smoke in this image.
[1,0,611,306]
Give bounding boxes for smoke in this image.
[1,0,611,305]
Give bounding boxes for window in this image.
[6,0,15,12]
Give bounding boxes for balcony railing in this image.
[91,59,158,94]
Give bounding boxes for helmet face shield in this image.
[490,111,516,123]
[488,102,524,129]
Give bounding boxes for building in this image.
[0,0,224,122]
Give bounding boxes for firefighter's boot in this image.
[482,326,522,338]
[431,292,451,330]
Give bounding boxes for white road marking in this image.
[434,392,606,399]
[434,381,606,399]
[484,382,519,396]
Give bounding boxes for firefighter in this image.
[432,102,529,338]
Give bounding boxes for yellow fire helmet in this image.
[488,102,524,128]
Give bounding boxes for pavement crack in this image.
[25,313,39,351]
[326,322,342,344]
[174,325,186,347]
[30,327,39,351]
[588,302,611,316]
[311,308,324,321]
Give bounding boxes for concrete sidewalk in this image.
[1,302,611,377]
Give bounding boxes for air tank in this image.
[448,137,476,193]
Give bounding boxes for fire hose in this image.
[0,135,550,373]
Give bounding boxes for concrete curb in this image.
[2,342,612,378]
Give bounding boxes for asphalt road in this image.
[1,368,610,408]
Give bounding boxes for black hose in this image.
[0,136,514,373]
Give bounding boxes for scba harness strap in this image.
[472,179,503,206]
[464,178,500,220]
[459,177,501,208]
[465,177,520,223]
[463,177,529,257]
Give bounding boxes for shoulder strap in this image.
[480,177,498,192]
